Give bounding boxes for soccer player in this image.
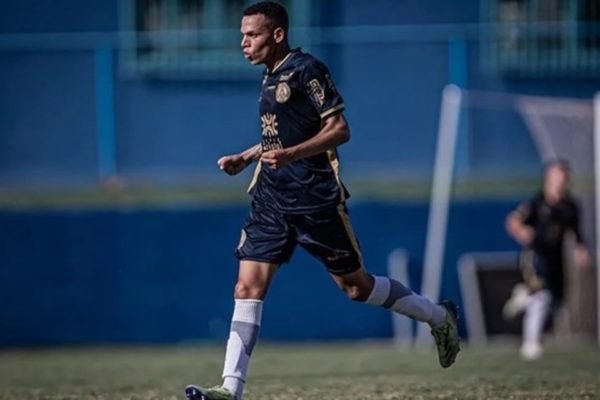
[503,159,590,360]
[185,2,460,399]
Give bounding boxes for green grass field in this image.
[1,342,598,400]
[0,177,548,209]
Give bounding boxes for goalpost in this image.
[416,85,462,345]
[416,85,600,344]
[595,93,600,343]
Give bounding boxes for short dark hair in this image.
[544,158,571,174]
[243,1,289,34]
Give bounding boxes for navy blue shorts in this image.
[520,249,564,301]
[235,200,363,275]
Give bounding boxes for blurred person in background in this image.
[503,159,590,360]
[184,2,460,400]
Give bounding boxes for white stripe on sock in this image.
[231,299,263,325]
[391,294,446,327]
[365,276,391,306]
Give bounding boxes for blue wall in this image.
[2,0,600,185]
[0,0,596,346]
[0,200,519,346]
[0,51,98,183]
[0,0,117,33]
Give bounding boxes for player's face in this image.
[545,165,570,198]
[240,14,277,65]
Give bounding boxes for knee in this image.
[341,283,371,302]
[234,280,266,300]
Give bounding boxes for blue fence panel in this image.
[0,50,98,185]
[0,200,520,346]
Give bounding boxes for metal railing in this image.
[1,22,599,77]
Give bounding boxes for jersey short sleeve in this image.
[301,61,344,119]
[515,198,536,226]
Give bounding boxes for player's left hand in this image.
[574,245,591,269]
[260,149,295,169]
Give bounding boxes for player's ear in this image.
[273,27,285,44]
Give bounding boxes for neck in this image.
[266,45,291,72]
[544,188,564,204]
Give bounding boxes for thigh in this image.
[294,204,363,275]
[236,200,296,264]
[520,250,546,291]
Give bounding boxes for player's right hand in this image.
[217,154,248,175]
[515,227,535,247]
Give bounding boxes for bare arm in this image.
[217,143,262,176]
[570,202,591,268]
[260,113,350,169]
[239,143,263,163]
[505,206,535,247]
[574,244,591,268]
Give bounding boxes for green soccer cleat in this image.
[185,385,235,400]
[430,300,461,368]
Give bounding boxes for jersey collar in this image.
[267,48,301,75]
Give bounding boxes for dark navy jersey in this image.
[516,191,583,300]
[517,191,583,256]
[248,49,349,214]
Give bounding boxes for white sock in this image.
[523,289,552,348]
[365,275,446,328]
[221,299,263,400]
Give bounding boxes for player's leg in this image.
[328,267,460,368]
[521,289,552,360]
[503,282,532,319]
[296,204,448,325]
[296,204,460,367]
[186,260,279,400]
[503,250,548,321]
[329,268,446,326]
[519,252,556,360]
[186,200,294,400]
[331,271,462,369]
[223,260,279,397]
[517,251,551,360]
[521,250,546,292]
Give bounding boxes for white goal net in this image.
[417,85,599,343]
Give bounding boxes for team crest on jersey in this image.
[260,112,283,150]
[308,79,325,107]
[275,82,291,103]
